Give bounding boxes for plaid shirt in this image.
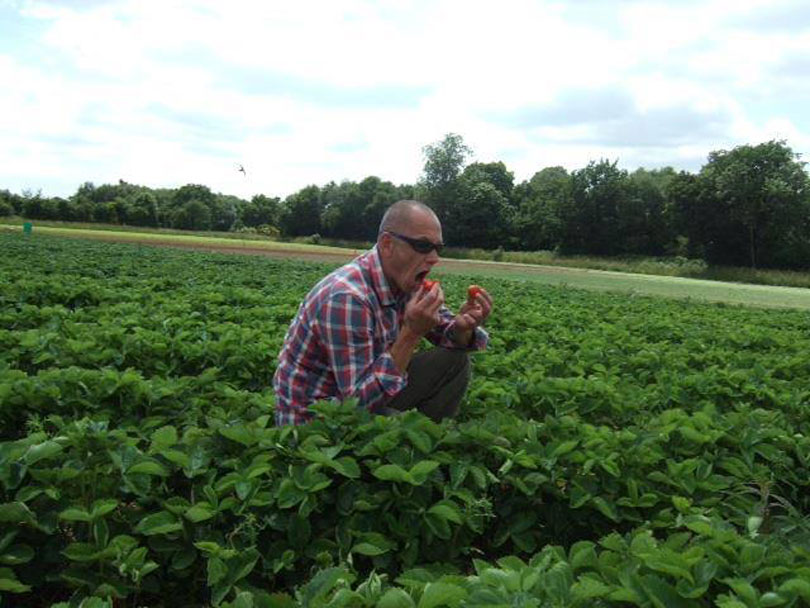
[273,246,488,425]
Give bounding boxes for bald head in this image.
[378,200,439,239]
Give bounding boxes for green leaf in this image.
[62,542,108,562]
[723,578,758,604]
[297,566,355,604]
[134,511,182,536]
[569,541,598,571]
[194,541,224,555]
[90,498,119,519]
[378,588,416,608]
[417,582,467,608]
[352,532,396,556]
[23,440,63,465]
[640,574,697,608]
[160,449,191,469]
[552,440,579,457]
[0,530,17,553]
[185,503,217,523]
[644,552,694,584]
[571,575,612,600]
[219,424,260,447]
[373,464,411,483]
[0,567,31,593]
[427,501,462,525]
[409,460,440,484]
[128,460,169,477]
[760,592,787,607]
[263,593,297,608]
[424,512,452,540]
[672,496,692,513]
[59,507,92,522]
[231,547,260,583]
[150,425,178,450]
[352,542,388,556]
[276,478,306,509]
[405,429,434,454]
[778,578,810,601]
[0,502,36,525]
[333,456,361,479]
[541,562,573,605]
[591,496,619,522]
[207,556,228,586]
[0,543,34,565]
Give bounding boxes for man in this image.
[273,200,492,425]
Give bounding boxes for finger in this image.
[478,298,492,319]
[476,289,493,309]
[457,312,478,329]
[427,293,444,314]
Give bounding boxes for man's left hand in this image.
[454,286,493,333]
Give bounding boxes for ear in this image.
[378,232,394,258]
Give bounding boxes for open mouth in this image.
[415,270,429,284]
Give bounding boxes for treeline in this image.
[2,136,809,269]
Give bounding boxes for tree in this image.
[127,192,160,227]
[21,190,44,219]
[0,189,22,215]
[696,140,809,268]
[211,195,240,231]
[667,171,705,258]
[449,162,516,248]
[419,133,472,243]
[241,194,281,228]
[359,177,410,241]
[420,133,472,192]
[513,166,570,251]
[279,185,322,237]
[563,160,629,255]
[621,168,677,256]
[319,181,364,240]
[172,200,212,231]
[55,197,74,221]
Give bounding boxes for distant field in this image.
[5,223,810,310]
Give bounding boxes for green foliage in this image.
[690,140,810,269]
[3,234,810,605]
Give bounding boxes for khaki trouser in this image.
[380,348,471,422]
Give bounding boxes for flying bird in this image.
[237,164,246,176]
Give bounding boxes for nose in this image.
[426,248,440,265]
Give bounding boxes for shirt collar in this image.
[368,245,401,307]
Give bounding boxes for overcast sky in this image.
[2,0,809,200]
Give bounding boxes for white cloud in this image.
[0,0,808,199]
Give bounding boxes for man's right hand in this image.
[403,281,444,337]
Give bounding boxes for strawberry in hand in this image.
[451,284,492,344]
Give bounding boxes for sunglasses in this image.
[387,231,444,254]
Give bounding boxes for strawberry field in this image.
[3,233,810,607]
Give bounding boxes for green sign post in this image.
[23,222,33,235]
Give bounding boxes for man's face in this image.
[380,209,443,293]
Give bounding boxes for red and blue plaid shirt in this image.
[273,246,488,425]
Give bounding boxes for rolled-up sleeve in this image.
[321,293,407,411]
